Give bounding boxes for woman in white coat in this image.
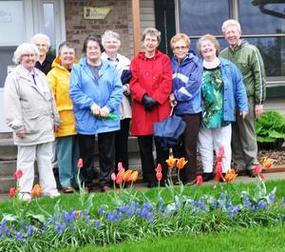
[4,43,60,202]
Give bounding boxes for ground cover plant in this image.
[0,161,285,251]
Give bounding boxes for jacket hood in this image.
[52,56,78,72]
[79,56,111,72]
[172,52,199,66]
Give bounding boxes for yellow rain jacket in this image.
[47,57,77,137]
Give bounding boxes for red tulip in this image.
[77,158,83,169]
[156,171,162,182]
[111,172,116,182]
[116,172,123,184]
[196,175,203,185]
[9,187,17,197]
[14,169,23,180]
[156,163,162,173]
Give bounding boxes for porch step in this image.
[0,138,17,160]
[0,176,16,194]
[0,160,16,176]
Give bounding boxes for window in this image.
[178,0,285,79]
[43,2,56,50]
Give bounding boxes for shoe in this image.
[203,172,213,182]
[62,186,75,194]
[42,191,60,198]
[18,193,32,202]
[235,169,248,176]
[101,186,112,193]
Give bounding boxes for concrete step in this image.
[0,175,16,194]
[0,132,12,139]
[0,160,17,176]
[0,138,17,160]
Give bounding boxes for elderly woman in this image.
[197,34,248,181]
[130,27,172,187]
[32,33,55,75]
[4,43,60,202]
[70,35,122,193]
[48,41,79,193]
[101,30,132,171]
[170,33,203,185]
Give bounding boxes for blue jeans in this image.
[57,135,79,188]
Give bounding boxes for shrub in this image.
[255,111,285,149]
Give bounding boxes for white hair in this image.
[13,43,39,64]
[222,19,241,33]
[31,33,51,48]
[101,30,121,45]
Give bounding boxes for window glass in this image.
[244,37,285,77]
[239,1,285,34]
[179,0,230,36]
[43,2,55,50]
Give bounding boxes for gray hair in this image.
[31,33,51,48]
[142,27,161,44]
[222,19,241,33]
[13,43,39,64]
[101,30,121,45]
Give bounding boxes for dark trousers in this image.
[174,113,201,183]
[137,135,169,185]
[78,132,115,189]
[115,118,130,172]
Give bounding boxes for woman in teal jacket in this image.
[70,35,122,192]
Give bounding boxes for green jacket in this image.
[220,40,266,104]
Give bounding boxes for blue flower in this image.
[14,232,23,241]
[257,200,267,210]
[55,223,65,234]
[25,225,34,238]
[95,220,101,228]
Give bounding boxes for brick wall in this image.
[64,0,133,59]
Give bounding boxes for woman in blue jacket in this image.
[70,35,122,192]
[170,33,203,184]
[197,34,248,181]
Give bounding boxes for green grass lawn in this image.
[57,225,285,252]
[1,180,284,252]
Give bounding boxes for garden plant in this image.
[0,156,285,252]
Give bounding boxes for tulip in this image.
[77,158,83,169]
[196,175,203,185]
[225,169,237,182]
[176,158,188,169]
[116,172,123,184]
[111,173,116,182]
[117,162,125,173]
[130,170,139,182]
[14,169,23,180]
[122,170,133,183]
[9,187,17,197]
[31,184,42,198]
[156,163,162,173]
[156,171,162,182]
[166,157,178,168]
[262,158,274,169]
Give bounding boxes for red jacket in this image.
[130,50,172,135]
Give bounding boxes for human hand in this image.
[16,129,26,138]
[99,106,110,117]
[142,94,157,111]
[90,103,100,116]
[255,104,263,118]
[169,93,177,107]
[240,111,248,119]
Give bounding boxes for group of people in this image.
[4,18,265,201]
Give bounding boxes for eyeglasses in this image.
[22,54,36,57]
[174,46,188,50]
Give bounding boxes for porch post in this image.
[131,0,141,55]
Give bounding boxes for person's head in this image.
[101,30,121,56]
[82,35,103,62]
[170,33,190,61]
[31,33,51,57]
[58,41,76,68]
[222,19,241,47]
[13,43,39,71]
[142,27,161,54]
[197,34,220,58]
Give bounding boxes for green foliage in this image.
[255,111,285,148]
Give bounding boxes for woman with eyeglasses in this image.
[4,43,60,202]
[170,33,203,185]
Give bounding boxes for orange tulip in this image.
[123,170,133,183]
[176,157,188,169]
[31,184,42,198]
[130,170,139,182]
[166,157,178,168]
[262,158,274,169]
[116,171,124,184]
[225,169,237,182]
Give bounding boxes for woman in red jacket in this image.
[130,27,172,187]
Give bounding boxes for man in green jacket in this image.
[220,19,266,177]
